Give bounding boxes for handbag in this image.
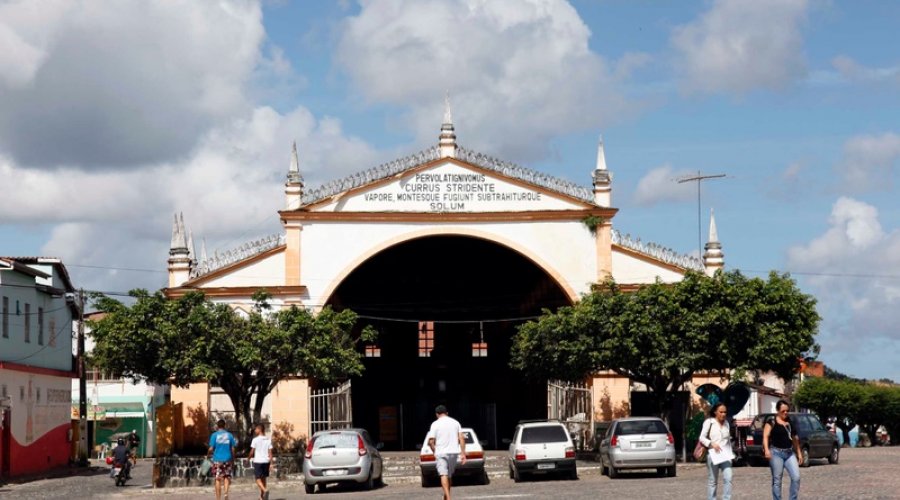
[693,420,712,461]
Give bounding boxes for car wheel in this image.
[421,474,430,488]
[508,465,514,480]
[365,468,375,490]
[479,469,490,485]
[569,469,578,480]
[512,466,522,483]
[800,447,810,468]
[667,465,677,477]
[828,445,840,464]
[304,483,315,494]
[608,465,619,479]
[656,467,666,477]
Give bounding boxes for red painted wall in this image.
[7,422,70,477]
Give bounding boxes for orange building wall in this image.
[170,382,210,451]
[591,371,631,422]
[270,378,309,451]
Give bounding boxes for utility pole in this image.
[677,172,726,258]
[77,288,88,466]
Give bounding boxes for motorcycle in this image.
[107,456,129,486]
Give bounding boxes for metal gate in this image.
[547,380,594,450]
[309,380,352,435]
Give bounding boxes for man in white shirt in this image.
[249,424,273,500]
[428,405,466,500]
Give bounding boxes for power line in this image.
[676,171,727,258]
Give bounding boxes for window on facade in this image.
[1,384,6,398]
[364,344,381,358]
[49,319,56,347]
[471,342,488,357]
[2,296,8,338]
[24,303,30,343]
[38,307,44,345]
[418,321,434,357]
[20,386,25,401]
[36,387,41,403]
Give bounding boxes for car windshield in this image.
[521,425,568,443]
[615,420,668,435]
[313,432,358,449]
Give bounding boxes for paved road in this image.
[2,447,898,499]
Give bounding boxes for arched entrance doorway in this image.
[327,235,572,450]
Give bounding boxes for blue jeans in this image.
[706,455,732,500]
[769,447,800,500]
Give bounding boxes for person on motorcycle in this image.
[112,437,132,480]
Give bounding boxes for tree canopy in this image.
[794,376,900,446]
[89,289,375,444]
[510,270,820,416]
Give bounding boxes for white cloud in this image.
[0,0,269,169]
[836,132,900,192]
[0,1,380,293]
[335,0,640,162]
[671,0,809,94]
[831,55,900,85]
[633,165,697,206]
[787,197,900,378]
[12,105,378,293]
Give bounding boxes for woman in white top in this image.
[699,403,733,500]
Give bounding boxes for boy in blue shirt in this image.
[207,419,237,500]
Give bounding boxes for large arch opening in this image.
[327,235,572,450]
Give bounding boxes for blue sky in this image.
[1,0,898,381]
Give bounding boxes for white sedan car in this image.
[418,427,488,487]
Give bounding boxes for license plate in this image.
[537,463,556,470]
[323,469,347,476]
[634,442,653,448]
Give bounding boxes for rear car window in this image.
[615,420,669,435]
[461,431,476,444]
[314,432,358,449]
[521,425,568,443]
[750,415,772,432]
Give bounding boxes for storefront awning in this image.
[71,401,147,420]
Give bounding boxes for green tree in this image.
[793,377,862,446]
[89,290,375,444]
[511,270,820,417]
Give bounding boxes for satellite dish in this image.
[696,384,723,406]
[722,383,751,418]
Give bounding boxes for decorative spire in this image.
[287,141,303,184]
[200,238,208,263]
[595,135,608,171]
[592,134,611,207]
[439,92,457,158]
[703,208,724,276]
[187,229,196,262]
[169,213,188,252]
[443,92,452,126]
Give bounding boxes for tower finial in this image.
[170,213,188,251]
[439,92,457,158]
[703,208,724,276]
[443,91,453,126]
[595,134,608,172]
[287,141,302,183]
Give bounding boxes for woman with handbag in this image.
[699,403,733,500]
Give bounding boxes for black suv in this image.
[745,412,839,467]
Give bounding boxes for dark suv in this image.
[745,412,839,467]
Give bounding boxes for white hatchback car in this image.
[507,421,577,482]
[302,428,384,494]
[419,427,487,487]
[598,417,677,478]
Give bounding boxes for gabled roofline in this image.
[294,144,597,209]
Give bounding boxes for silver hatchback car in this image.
[302,428,383,494]
[598,417,676,478]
